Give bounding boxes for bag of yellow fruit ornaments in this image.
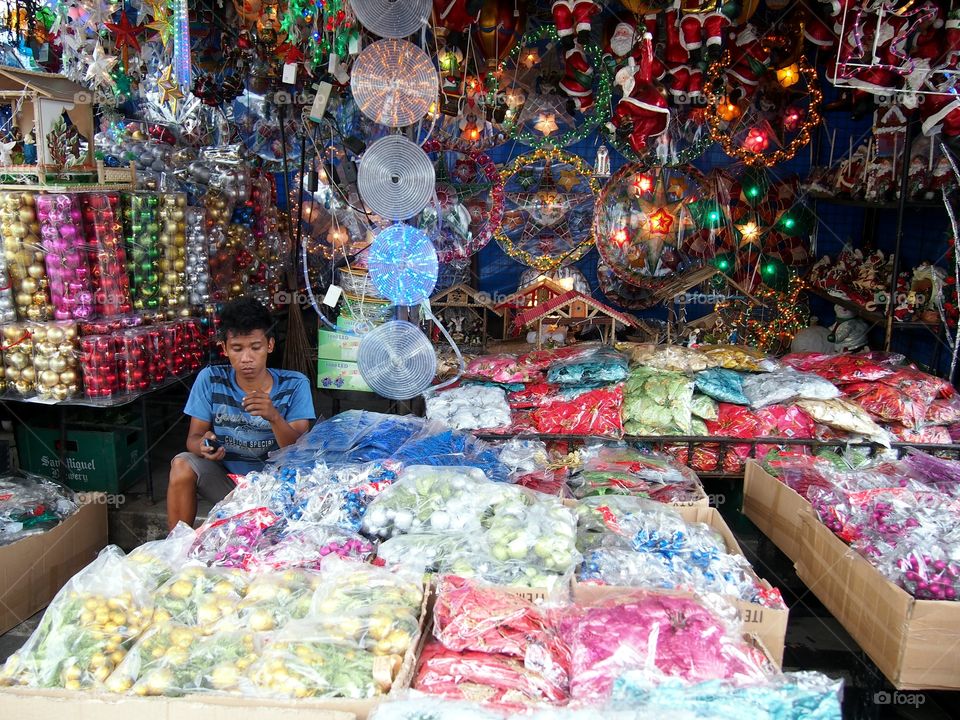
[305,558,424,655]
[0,547,154,689]
[124,523,197,590]
[105,623,262,697]
[234,570,322,633]
[151,565,249,632]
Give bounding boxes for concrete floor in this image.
[1,405,958,718]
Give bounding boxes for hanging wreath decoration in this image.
[496,147,600,271]
[705,52,822,167]
[418,138,505,263]
[487,23,612,149]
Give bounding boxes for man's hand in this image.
[199,431,226,461]
[243,390,280,423]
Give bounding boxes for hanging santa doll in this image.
[607,33,671,155]
[552,0,599,47]
[559,43,596,113]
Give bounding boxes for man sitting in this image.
[167,297,315,530]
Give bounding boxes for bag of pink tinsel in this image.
[559,592,772,701]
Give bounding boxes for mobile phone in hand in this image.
[203,437,222,451]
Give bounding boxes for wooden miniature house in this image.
[494,276,571,339]
[0,67,95,183]
[511,289,637,347]
[429,282,503,350]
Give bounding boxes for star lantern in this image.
[776,64,800,88]
[648,207,675,235]
[105,10,145,69]
[534,113,559,136]
[84,42,119,91]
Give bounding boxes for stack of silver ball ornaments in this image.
[95,130,178,192]
[185,206,211,306]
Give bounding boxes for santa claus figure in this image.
[727,25,771,100]
[552,0,599,46]
[559,43,596,113]
[607,33,671,155]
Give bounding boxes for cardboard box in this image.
[0,493,108,635]
[795,510,960,690]
[742,460,810,563]
[0,578,431,720]
[16,424,146,493]
[316,359,372,393]
[573,505,789,667]
[317,330,362,362]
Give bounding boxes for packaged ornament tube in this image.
[184,207,210,306]
[0,190,53,321]
[79,192,132,317]
[0,246,17,323]
[143,326,169,386]
[180,318,204,373]
[117,327,150,394]
[30,322,79,401]
[122,192,162,311]
[250,172,286,309]
[78,314,143,337]
[157,192,189,316]
[202,189,236,303]
[36,194,94,322]
[2,322,34,396]
[79,334,119,399]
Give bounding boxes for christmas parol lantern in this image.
[496,148,600,271]
[414,139,504,263]
[705,46,822,167]
[594,163,702,290]
[488,23,611,149]
[686,168,812,292]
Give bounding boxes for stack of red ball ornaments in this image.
[80,335,119,399]
[117,328,150,394]
[80,193,133,318]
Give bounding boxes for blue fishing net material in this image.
[268,410,509,482]
[611,674,842,719]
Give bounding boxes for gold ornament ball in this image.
[33,355,50,371]
[58,341,75,356]
[20,277,37,294]
[21,366,36,383]
[4,366,19,381]
[15,291,31,307]
[60,369,77,386]
[52,385,71,401]
[49,355,67,373]
[46,326,64,344]
[18,208,34,224]
[14,379,32,394]
[27,263,44,279]
[20,192,34,206]
[63,325,76,341]
[7,351,27,369]
[9,222,25,239]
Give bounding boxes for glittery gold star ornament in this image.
[156,64,184,111]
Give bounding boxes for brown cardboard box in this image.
[742,460,809,563]
[0,567,431,720]
[795,510,960,690]
[573,506,789,667]
[0,493,108,635]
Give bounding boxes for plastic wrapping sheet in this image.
[466,354,545,384]
[531,385,625,438]
[694,368,750,405]
[545,346,629,387]
[432,577,570,693]
[559,593,772,700]
[610,672,842,719]
[741,370,840,409]
[507,383,562,409]
[426,385,513,431]
[124,524,197,589]
[517,345,594,372]
[566,445,704,504]
[370,696,509,720]
[0,547,155,689]
[0,473,77,545]
[696,345,778,372]
[615,343,717,372]
[781,352,895,383]
[796,399,891,446]
[623,368,694,436]
[923,396,960,426]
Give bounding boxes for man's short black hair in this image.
[219,297,276,340]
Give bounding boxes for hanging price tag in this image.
[323,285,342,307]
[282,63,298,84]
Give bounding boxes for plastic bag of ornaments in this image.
[93,122,178,192]
[0,190,53,321]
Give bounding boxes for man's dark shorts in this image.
[172,452,236,502]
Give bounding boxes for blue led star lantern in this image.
[368,223,439,306]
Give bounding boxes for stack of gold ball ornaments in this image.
[157,193,190,317]
[30,322,79,400]
[2,322,35,396]
[0,191,54,322]
[121,193,162,312]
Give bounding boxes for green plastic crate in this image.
[15,424,146,493]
